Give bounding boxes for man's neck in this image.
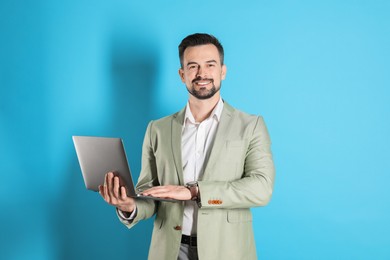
[188,94,221,123]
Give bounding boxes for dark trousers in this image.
[178,243,198,260]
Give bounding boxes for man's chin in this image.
[187,85,220,100]
[193,90,218,100]
[195,95,214,100]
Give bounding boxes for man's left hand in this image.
[141,185,191,200]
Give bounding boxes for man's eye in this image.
[188,66,197,70]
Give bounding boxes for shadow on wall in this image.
[55,35,158,259]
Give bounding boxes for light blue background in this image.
[1,0,389,259]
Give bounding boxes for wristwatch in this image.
[185,181,199,201]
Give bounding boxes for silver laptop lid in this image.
[72,136,179,202]
[72,136,136,195]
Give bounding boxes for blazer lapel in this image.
[202,102,235,180]
[171,107,185,185]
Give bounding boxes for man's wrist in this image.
[117,207,137,220]
[122,210,132,218]
[185,181,199,201]
[118,204,135,216]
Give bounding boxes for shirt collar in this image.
[184,98,224,124]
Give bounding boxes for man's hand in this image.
[98,172,136,213]
[141,185,192,201]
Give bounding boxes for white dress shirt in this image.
[181,98,223,235]
[118,98,224,236]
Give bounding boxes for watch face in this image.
[186,181,198,187]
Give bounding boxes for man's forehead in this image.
[183,44,220,60]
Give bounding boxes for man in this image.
[99,33,275,260]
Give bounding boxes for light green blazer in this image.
[118,102,275,260]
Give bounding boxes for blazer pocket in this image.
[227,209,252,223]
[223,139,247,162]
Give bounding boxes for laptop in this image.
[72,136,178,202]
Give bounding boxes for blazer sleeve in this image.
[117,121,158,228]
[197,116,275,209]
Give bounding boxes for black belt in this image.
[181,235,197,247]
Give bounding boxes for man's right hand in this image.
[98,172,136,214]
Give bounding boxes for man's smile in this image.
[193,78,213,87]
[196,81,211,86]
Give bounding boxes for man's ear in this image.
[221,65,227,80]
[178,68,185,83]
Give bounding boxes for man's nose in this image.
[196,66,207,78]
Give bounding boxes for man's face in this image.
[179,44,227,100]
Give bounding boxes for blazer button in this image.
[208,199,222,205]
[174,225,182,231]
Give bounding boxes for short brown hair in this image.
[178,33,224,68]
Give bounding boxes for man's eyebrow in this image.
[186,61,199,66]
[186,60,218,67]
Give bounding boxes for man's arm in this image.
[98,121,159,227]
[142,116,275,209]
[122,121,159,225]
[197,116,275,209]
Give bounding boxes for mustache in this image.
[192,76,214,84]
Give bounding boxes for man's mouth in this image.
[193,78,213,86]
[196,80,211,86]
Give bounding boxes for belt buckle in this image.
[189,236,196,247]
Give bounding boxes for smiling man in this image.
[179,43,226,101]
[99,33,275,260]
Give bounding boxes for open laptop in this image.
[72,136,178,202]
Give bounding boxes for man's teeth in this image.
[197,81,210,85]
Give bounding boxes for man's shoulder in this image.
[151,114,174,125]
[148,108,185,130]
[224,102,261,122]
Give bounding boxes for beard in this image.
[186,77,221,100]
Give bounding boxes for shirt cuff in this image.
[117,207,137,220]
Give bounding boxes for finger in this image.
[107,172,115,197]
[144,186,188,200]
[99,185,110,202]
[146,189,171,198]
[104,172,111,186]
[113,176,120,198]
[103,173,109,200]
[98,185,104,196]
[120,186,127,200]
[103,183,110,202]
[104,172,108,189]
[142,186,167,194]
